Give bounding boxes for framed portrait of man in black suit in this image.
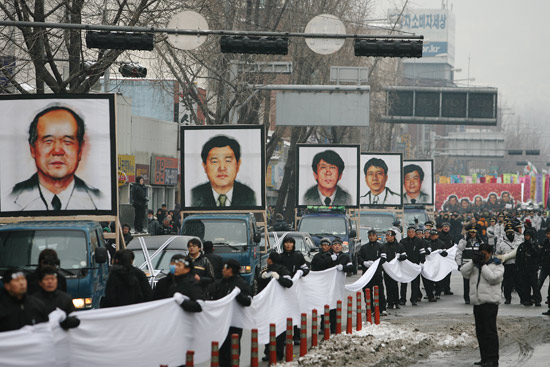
[0,94,117,217]
[296,144,360,208]
[360,153,403,207]
[181,125,265,210]
[403,160,434,205]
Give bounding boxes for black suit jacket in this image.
[302,184,352,205]
[190,181,257,207]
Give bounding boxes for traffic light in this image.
[219,36,289,55]
[86,32,154,50]
[119,63,147,78]
[525,150,540,155]
[354,38,423,58]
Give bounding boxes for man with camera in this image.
[460,242,504,367]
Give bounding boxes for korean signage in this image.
[399,9,455,64]
[152,156,178,186]
[136,164,150,184]
[118,155,135,183]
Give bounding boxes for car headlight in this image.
[240,265,252,274]
[72,297,93,309]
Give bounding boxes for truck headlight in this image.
[72,297,93,309]
[240,265,252,274]
[342,241,349,253]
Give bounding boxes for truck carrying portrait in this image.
[296,144,360,208]
[181,125,265,210]
[0,95,116,217]
[403,160,434,205]
[360,153,403,206]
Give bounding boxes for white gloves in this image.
[331,254,338,261]
[271,272,280,280]
[296,270,304,278]
[363,260,374,268]
[261,271,272,279]
[336,264,343,271]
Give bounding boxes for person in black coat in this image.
[427,230,448,298]
[381,230,407,309]
[26,249,67,295]
[147,210,161,236]
[437,222,455,296]
[32,266,80,330]
[357,230,388,314]
[209,259,253,367]
[131,176,147,232]
[101,249,152,308]
[187,238,216,295]
[259,252,293,361]
[515,229,542,306]
[399,227,426,306]
[0,268,49,332]
[203,241,224,280]
[311,237,334,271]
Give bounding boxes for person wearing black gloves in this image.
[461,243,504,367]
[0,268,49,332]
[357,229,388,315]
[381,230,406,309]
[187,238,216,296]
[259,252,293,361]
[280,236,309,345]
[399,226,426,306]
[209,259,253,367]
[311,237,334,271]
[515,229,542,306]
[32,266,79,330]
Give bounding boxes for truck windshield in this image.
[299,217,346,237]
[360,214,394,231]
[0,230,87,273]
[182,219,248,246]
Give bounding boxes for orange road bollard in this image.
[346,296,353,334]
[231,334,239,367]
[211,341,219,367]
[285,318,293,362]
[251,329,258,367]
[269,323,277,366]
[324,305,330,341]
[312,309,318,347]
[365,288,372,324]
[186,350,194,367]
[300,313,307,357]
[374,285,380,325]
[336,300,342,334]
[356,291,363,331]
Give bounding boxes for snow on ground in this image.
[278,320,476,367]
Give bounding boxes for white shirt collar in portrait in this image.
[39,180,75,210]
[212,187,234,207]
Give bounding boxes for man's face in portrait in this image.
[404,170,422,198]
[202,145,241,193]
[365,165,388,196]
[313,159,341,193]
[30,109,82,182]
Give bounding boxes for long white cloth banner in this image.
[421,245,459,282]
[0,268,347,367]
[344,258,381,292]
[382,258,422,283]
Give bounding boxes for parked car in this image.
[403,208,431,227]
[127,235,197,286]
[359,211,398,243]
[261,231,318,264]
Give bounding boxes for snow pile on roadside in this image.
[279,321,476,367]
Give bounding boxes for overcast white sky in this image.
[375,0,550,129]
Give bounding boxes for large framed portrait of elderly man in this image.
[403,160,434,205]
[0,94,117,217]
[296,144,360,208]
[360,153,403,206]
[181,125,265,211]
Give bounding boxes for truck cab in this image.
[297,208,359,272]
[0,221,109,309]
[180,213,269,291]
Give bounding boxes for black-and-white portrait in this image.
[296,145,359,207]
[181,125,265,210]
[360,153,403,206]
[403,160,434,205]
[0,95,116,216]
